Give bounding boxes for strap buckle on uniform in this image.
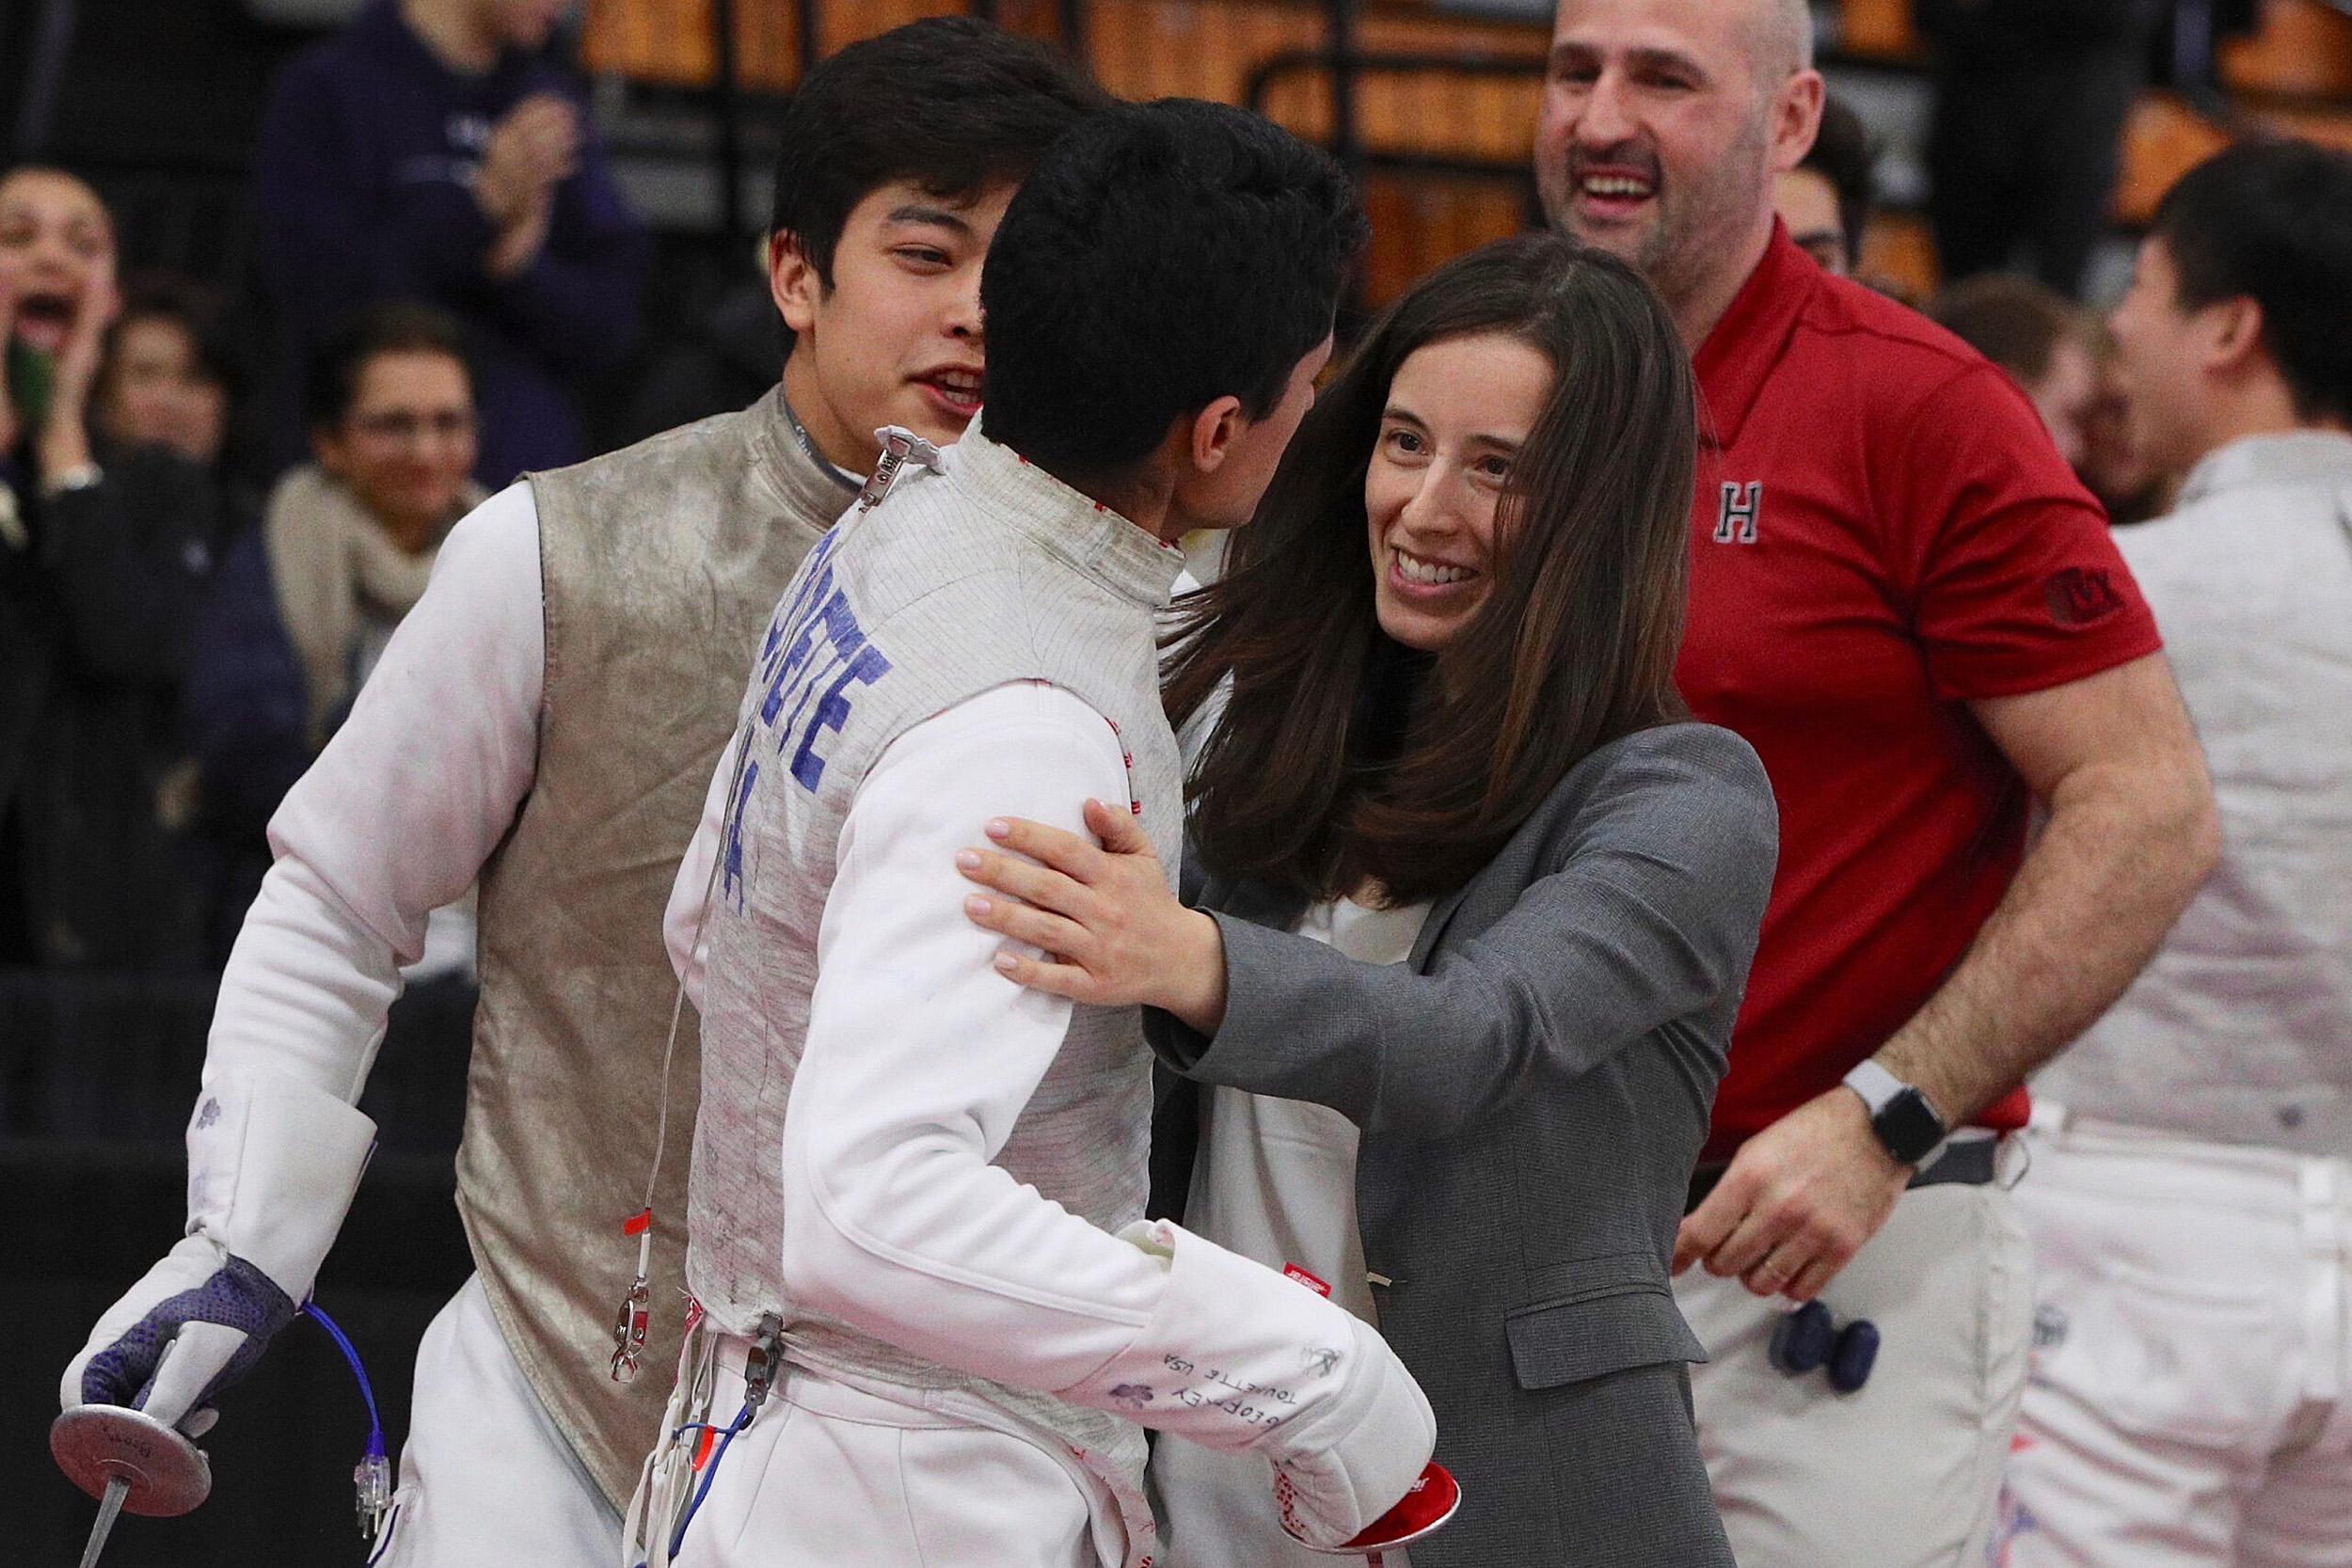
[612,1275,653,1383]
[856,427,946,514]
[740,1313,787,1413]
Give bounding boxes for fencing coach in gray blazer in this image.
[1151,724,1776,1568]
[955,239,1779,1564]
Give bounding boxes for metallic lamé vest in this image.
[689,429,1185,1504]
[464,388,852,1510]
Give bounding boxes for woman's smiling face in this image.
[0,168,113,355]
[1363,331,1554,653]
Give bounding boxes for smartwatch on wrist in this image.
[1842,1058,1947,1166]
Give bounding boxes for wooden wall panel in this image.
[1359,171,1530,305]
[2111,92,2234,225]
[1856,209,1936,306]
[2219,0,2352,101]
[1836,0,1919,61]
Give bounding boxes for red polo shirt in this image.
[1679,226,2162,1161]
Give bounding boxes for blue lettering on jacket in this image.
[749,531,891,795]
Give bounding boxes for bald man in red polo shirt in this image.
[1534,3,2218,1564]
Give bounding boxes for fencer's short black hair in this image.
[769,18,1107,285]
[2151,138,2352,424]
[978,99,1366,483]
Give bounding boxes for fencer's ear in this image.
[1187,395,1246,476]
[770,230,822,336]
[2201,294,2268,378]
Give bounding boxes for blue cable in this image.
[303,1300,387,1459]
[307,1299,397,1545]
[667,1402,755,1559]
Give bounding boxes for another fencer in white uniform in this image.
[642,103,1434,1568]
[58,25,1106,1564]
[2001,141,2352,1567]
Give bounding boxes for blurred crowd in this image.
[0,0,2226,990]
[2,0,651,981]
[0,0,2280,991]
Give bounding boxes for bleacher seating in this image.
[577,0,2345,309]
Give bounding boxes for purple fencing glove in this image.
[72,1241,297,1433]
[61,1069,375,1434]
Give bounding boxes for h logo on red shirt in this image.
[1714,481,1763,545]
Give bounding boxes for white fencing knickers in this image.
[628,1320,1120,1568]
[372,1273,624,1567]
[1677,1161,2035,1568]
[1999,1112,2352,1567]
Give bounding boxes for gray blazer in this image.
[1147,721,1777,1568]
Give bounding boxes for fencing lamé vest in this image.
[468,388,853,1510]
[690,427,1185,1500]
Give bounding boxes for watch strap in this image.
[1841,1057,1906,1116]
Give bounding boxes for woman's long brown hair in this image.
[1165,233,1697,904]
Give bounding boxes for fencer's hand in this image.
[957,799,1230,1033]
[1265,1315,1437,1548]
[1673,1086,1910,1302]
[62,1233,300,1436]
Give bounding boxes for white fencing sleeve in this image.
[204,481,545,1101]
[65,484,543,1423]
[775,683,1434,1547]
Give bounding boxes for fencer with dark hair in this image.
[958,232,1778,1567]
[59,23,1105,1566]
[2008,137,2352,1568]
[650,97,1435,1568]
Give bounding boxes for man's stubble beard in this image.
[1542,106,1774,328]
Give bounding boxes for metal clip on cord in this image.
[612,1260,654,1384]
[855,427,945,515]
[658,1316,790,1560]
[741,1313,787,1411]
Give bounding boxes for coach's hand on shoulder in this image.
[958,798,1229,1033]
[1674,1086,1910,1303]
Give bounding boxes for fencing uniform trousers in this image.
[1677,1178,2034,1568]
[662,1334,1100,1568]
[2001,1120,2352,1567]
[375,1273,623,1568]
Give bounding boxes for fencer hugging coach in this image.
[957,233,1779,1568]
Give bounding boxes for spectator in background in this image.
[1,166,222,969]
[96,276,237,472]
[2004,137,2352,1568]
[1775,94,1872,277]
[1917,0,2161,297]
[187,302,483,964]
[1931,273,2103,471]
[254,0,650,488]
